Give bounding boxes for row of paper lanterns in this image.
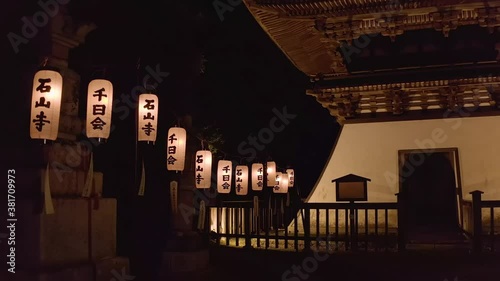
[30,71,110,140]
[156,128,296,195]
[29,71,295,194]
[29,70,157,141]
[198,154,295,195]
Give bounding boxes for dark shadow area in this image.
[200,247,500,281]
[403,152,459,235]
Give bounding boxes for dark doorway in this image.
[401,151,459,233]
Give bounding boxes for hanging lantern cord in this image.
[135,57,141,86]
[144,83,157,93]
[134,56,141,187]
[136,57,141,71]
[40,57,48,68]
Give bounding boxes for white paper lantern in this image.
[30,70,63,140]
[86,79,113,139]
[167,127,186,171]
[266,161,276,186]
[235,165,248,196]
[273,172,282,193]
[273,172,289,194]
[217,160,232,194]
[280,173,289,193]
[195,150,212,188]
[251,163,264,191]
[138,93,159,142]
[286,168,295,187]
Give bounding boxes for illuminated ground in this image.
[217,236,399,252]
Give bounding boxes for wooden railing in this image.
[205,200,401,252]
[462,191,500,253]
[481,200,500,252]
[201,191,500,253]
[302,202,399,252]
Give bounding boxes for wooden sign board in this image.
[333,174,370,202]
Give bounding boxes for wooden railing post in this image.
[244,205,252,248]
[349,201,357,251]
[470,190,484,254]
[304,206,311,251]
[396,193,406,251]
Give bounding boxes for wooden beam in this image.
[342,107,500,124]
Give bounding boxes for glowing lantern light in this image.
[235,165,248,195]
[266,161,276,186]
[167,127,186,171]
[286,168,295,187]
[273,172,289,194]
[86,79,113,139]
[273,172,282,193]
[251,163,264,191]
[30,70,63,140]
[280,173,289,193]
[138,93,158,142]
[195,150,212,188]
[217,160,232,194]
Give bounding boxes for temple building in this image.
[243,0,499,236]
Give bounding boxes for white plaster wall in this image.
[310,115,500,203]
[289,115,500,234]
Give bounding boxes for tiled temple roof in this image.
[253,0,479,17]
[244,0,500,78]
[244,0,500,122]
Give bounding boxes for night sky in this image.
[4,0,339,199]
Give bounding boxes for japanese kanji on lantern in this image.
[235,165,248,196]
[251,163,264,191]
[86,79,113,139]
[138,93,158,142]
[273,172,282,193]
[30,70,63,140]
[166,127,186,171]
[266,161,276,186]
[195,150,212,188]
[217,160,232,194]
[286,168,295,187]
[273,172,288,194]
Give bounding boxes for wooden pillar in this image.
[304,207,311,251]
[470,190,484,254]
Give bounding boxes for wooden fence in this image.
[463,191,500,252]
[204,200,401,252]
[200,190,500,253]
